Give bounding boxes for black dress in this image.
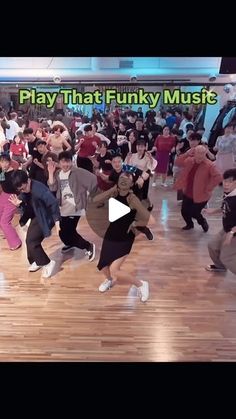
[97,193,136,270]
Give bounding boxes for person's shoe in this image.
[28,262,42,272]
[152,182,156,187]
[201,219,209,232]
[142,227,154,240]
[41,260,56,278]
[10,243,22,251]
[161,182,168,187]
[205,264,227,272]
[98,278,113,293]
[61,245,74,254]
[85,243,96,262]
[138,280,149,302]
[182,224,194,230]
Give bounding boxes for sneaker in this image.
[201,219,209,232]
[161,183,168,187]
[10,243,22,251]
[205,264,227,272]
[152,182,156,187]
[61,245,74,254]
[182,224,194,230]
[85,243,96,262]
[98,278,113,292]
[28,262,42,272]
[41,260,56,279]
[138,280,149,302]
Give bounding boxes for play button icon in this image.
[108,197,130,222]
[86,187,150,241]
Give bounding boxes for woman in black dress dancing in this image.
[93,172,155,302]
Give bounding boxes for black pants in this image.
[181,195,207,226]
[142,177,150,200]
[77,156,93,173]
[177,189,183,201]
[26,218,50,266]
[59,216,90,250]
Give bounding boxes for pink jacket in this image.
[174,157,222,203]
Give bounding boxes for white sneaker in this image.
[138,280,149,302]
[152,182,156,187]
[161,183,168,187]
[98,279,113,293]
[28,262,42,272]
[85,243,96,262]
[41,260,56,279]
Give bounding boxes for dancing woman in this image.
[93,172,155,302]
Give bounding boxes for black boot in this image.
[182,224,194,230]
[201,218,209,232]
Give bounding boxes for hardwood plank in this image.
[0,182,235,361]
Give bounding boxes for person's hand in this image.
[187,148,195,157]
[136,177,144,188]
[47,160,56,174]
[104,159,111,164]
[201,207,216,216]
[176,142,183,152]
[145,151,153,160]
[223,232,233,246]
[8,194,22,207]
[78,138,84,146]
[95,169,101,176]
[127,220,136,233]
[92,141,98,148]
[33,158,40,166]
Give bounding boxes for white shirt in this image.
[5,120,20,140]
[125,152,157,172]
[59,170,85,217]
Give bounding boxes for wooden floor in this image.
[0,180,236,361]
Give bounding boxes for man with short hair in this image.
[9,170,61,278]
[204,168,236,274]
[175,145,222,231]
[5,112,20,142]
[29,140,58,185]
[76,124,101,172]
[47,151,97,260]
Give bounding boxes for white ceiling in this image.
[0,57,233,83]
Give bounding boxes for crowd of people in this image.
[0,104,236,303]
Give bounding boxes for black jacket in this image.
[221,189,236,232]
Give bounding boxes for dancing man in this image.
[9,170,61,278]
[204,169,236,274]
[47,151,97,260]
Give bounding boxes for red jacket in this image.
[174,157,222,203]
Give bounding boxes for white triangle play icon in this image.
[108,197,131,222]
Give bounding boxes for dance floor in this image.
[0,181,235,361]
